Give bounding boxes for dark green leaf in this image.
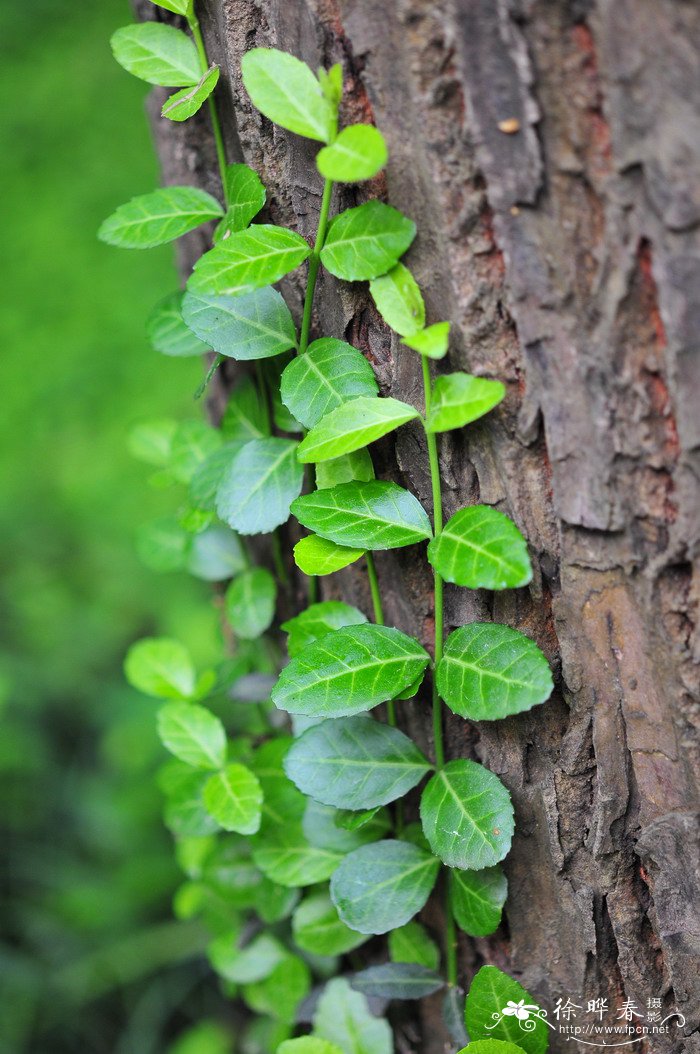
[351,963,444,1000]
[334,806,383,832]
[465,965,549,1054]
[182,288,297,360]
[428,506,532,589]
[280,338,378,429]
[297,395,420,463]
[458,1042,529,1054]
[147,292,209,357]
[292,480,432,550]
[111,23,200,86]
[369,263,425,336]
[189,225,311,297]
[420,759,514,869]
[187,524,246,581]
[313,978,393,1054]
[216,438,304,534]
[402,321,451,360]
[443,987,469,1047]
[241,48,335,142]
[293,892,368,956]
[450,866,508,937]
[293,535,364,575]
[99,186,222,248]
[162,64,220,122]
[203,763,263,834]
[330,839,440,934]
[303,799,389,853]
[220,377,270,441]
[316,449,375,489]
[321,201,416,281]
[388,921,440,970]
[316,124,387,182]
[437,623,553,721]
[225,568,277,639]
[271,624,430,718]
[124,637,195,700]
[281,601,368,658]
[285,716,431,808]
[426,373,505,432]
[251,823,343,888]
[157,702,227,770]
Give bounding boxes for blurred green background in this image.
[0,1,225,1049]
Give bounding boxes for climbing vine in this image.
[103,2,554,1051]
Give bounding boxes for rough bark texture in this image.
[137,0,700,1050]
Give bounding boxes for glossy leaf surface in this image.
[316,124,387,182]
[428,505,532,590]
[99,187,223,249]
[293,535,364,576]
[241,47,334,142]
[427,372,505,433]
[225,567,277,639]
[281,601,368,658]
[162,64,220,122]
[190,225,311,297]
[292,480,432,550]
[203,763,263,834]
[370,263,425,336]
[182,288,297,360]
[321,201,416,281]
[297,396,420,463]
[111,23,200,86]
[280,338,378,429]
[403,321,451,359]
[157,702,227,770]
[450,865,508,937]
[217,438,304,535]
[465,966,548,1054]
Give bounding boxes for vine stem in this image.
[298,177,334,357]
[188,13,229,206]
[421,356,445,769]
[365,552,397,725]
[444,879,458,987]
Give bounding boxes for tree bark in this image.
[138,0,700,1050]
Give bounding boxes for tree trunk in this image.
[139,0,700,1050]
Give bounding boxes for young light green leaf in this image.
[182,288,297,360]
[216,438,304,534]
[209,932,285,984]
[170,420,222,484]
[428,506,533,590]
[99,186,223,249]
[111,23,200,86]
[321,201,416,281]
[242,952,311,1025]
[316,124,388,182]
[370,263,425,336]
[292,480,432,550]
[124,637,195,700]
[147,292,209,357]
[186,524,246,581]
[128,418,176,466]
[189,444,243,511]
[420,759,514,870]
[437,623,553,721]
[316,449,375,489]
[402,321,451,360]
[330,839,440,934]
[426,372,505,432]
[279,1040,344,1054]
[318,62,343,106]
[351,963,444,1000]
[297,395,420,463]
[148,0,192,15]
[272,624,430,718]
[281,601,368,658]
[293,535,364,576]
[389,920,440,970]
[458,1042,529,1054]
[162,64,220,122]
[293,892,369,956]
[313,978,393,1054]
[225,567,277,639]
[157,702,227,770]
[221,377,270,441]
[450,866,508,937]
[136,516,189,572]
[251,823,343,888]
[189,225,311,297]
[465,966,548,1054]
[213,164,266,240]
[203,763,263,834]
[280,338,378,429]
[241,48,335,142]
[285,716,431,809]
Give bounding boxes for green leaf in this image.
[216,438,304,535]
[293,535,364,576]
[450,866,507,937]
[163,771,221,838]
[251,823,343,888]
[128,418,176,466]
[136,516,189,572]
[316,449,375,489]
[221,377,270,441]
[182,288,297,360]
[253,876,300,925]
[465,966,548,1054]
[279,1040,344,1054]
[157,702,227,770]
[458,1042,529,1054]
[303,799,389,853]
[420,759,514,869]
[369,263,425,336]
[203,763,263,834]
[351,963,444,1000]
[316,125,388,182]
[168,1020,230,1054]
[426,372,505,432]
[189,225,311,297]
[222,164,266,233]
[187,524,247,581]
[246,1019,292,1054]
[437,623,553,721]
[285,716,431,809]
[241,48,334,142]
[147,292,209,357]
[162,64,220,122]
[99,186,223,249]
[281,601,368,658]
[330,839,440,934]
[209,932,285,984]
[148,0,192,15]
[402,321,451,359]
[293,892,368,956]
[297,396,419,463]
[272,625,430,718]
[170,420,222,484]
[444,987,470,1048]
[243,952,311,1024]
[110,23,200,86]
[318,62,343,107]
[125,637,195,700]
[280,339,378,429]
[292,480,432,550]
[428,506,532,590]
[334,807,382,831]
[190,445,243,511]
[321,201,416,281]
[313,978,392,1054]
[225,568,276,640]
[389,920,440,970]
